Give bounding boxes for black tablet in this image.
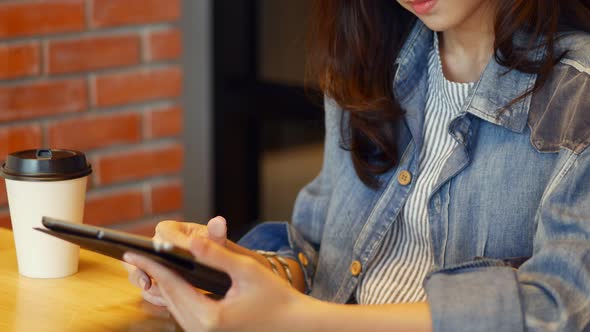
[36,217,231,296]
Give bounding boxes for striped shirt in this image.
[356,33,475,304]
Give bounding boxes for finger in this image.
[122,262,152,290]
[142,289,167,307]
[190,236,255,279]
[144,279,164,297]
[206,216,227,245]
[155,220,190,247]
[123,252,214,325]
[142,279,167,306]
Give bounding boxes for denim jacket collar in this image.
[394,20,541,133]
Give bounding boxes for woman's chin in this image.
[416,16,458,32]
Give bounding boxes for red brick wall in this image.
[0,0,184,235]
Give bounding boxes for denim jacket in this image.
[239,21,590,332]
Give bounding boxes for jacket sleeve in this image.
[424,147,590,332]
[238,97,343,293]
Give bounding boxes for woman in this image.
[124,0,590,331]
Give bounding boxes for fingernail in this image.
[123,253,133,263]
[139,277,149,290]
[209,218,226,238]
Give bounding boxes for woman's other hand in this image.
[123,216,228,306]
[123,236,312,332]
[153,216,228,249]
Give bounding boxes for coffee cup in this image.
[0,149,92,278]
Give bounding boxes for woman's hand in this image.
[123,236,432,332]
[123,216,228,306]
[123,236,313,332]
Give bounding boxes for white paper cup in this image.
[1,149,92,278]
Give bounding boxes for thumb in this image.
[206,216,227,245]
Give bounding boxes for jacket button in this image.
[398,170,412,186]
[350,260,362,276]
[298,252,309,267]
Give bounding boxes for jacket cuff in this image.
[423,260,525,332]
[237,222,317,294]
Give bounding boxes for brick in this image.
[47,112,142,152]
[148,28,182,61]
[49,35,141,74]
[85,190,144,226]
[92,0,181,28]
[0,125,41,207]
[0,211,10,229]
[0,43,40,79]
[0,79,88,122]
[0,0,85,39]
[151,181,182,214]
[94,67,182,107]
[148,105,182,138]
[0,125,42,161]
[86,173,97,190]
[0,180,6,207]
[97,144,183,185]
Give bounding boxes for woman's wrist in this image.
[280,298,433,332]
[255,250,294,285]
[224,241,307,291]
[259,252,306,292]
[275,294,325,332]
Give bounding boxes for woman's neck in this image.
[438,3,495,83]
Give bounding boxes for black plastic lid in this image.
[0,149,92,182]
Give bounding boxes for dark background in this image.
[213,0,324,240]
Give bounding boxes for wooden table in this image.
[0,228,181,331]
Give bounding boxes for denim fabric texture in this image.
[238,21,590,332]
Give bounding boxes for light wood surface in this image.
[0,228,181,332]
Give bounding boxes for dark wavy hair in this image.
[307,0,590,187]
